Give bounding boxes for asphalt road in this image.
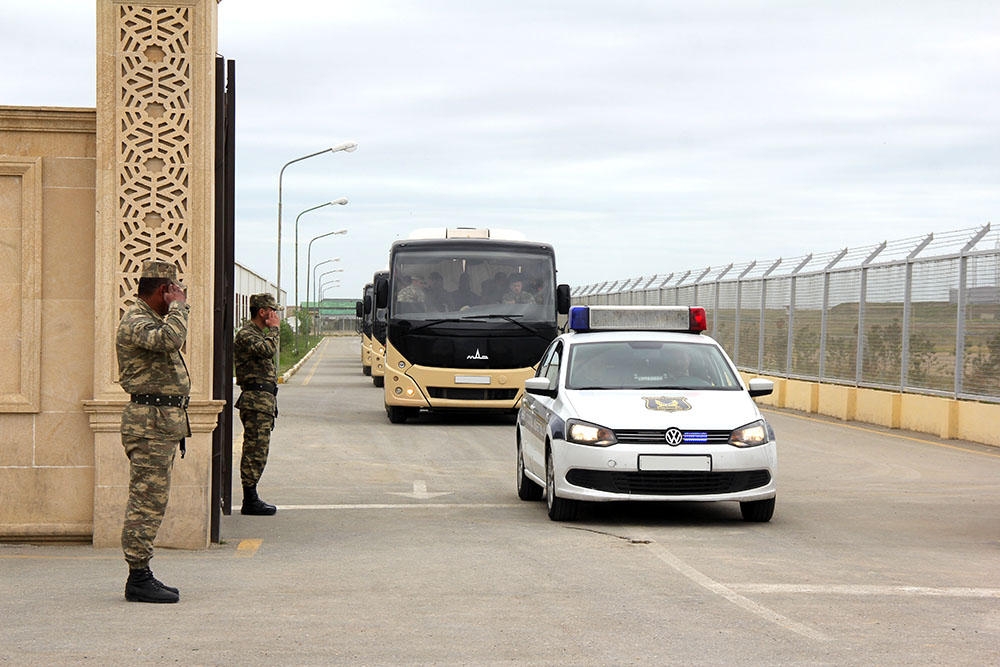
[2,335,999,665]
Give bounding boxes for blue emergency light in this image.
[569,305,707,333]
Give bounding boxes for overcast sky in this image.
[3,1,999,300]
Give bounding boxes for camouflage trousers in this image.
[239,408,274,488]
[121,433,178,569]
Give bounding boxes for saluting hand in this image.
[265,308,281,328]
[164,283,187,306]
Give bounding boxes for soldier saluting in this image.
[116,260,190,603]
[234,293,281,515]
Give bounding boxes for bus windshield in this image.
[391,248,557,322]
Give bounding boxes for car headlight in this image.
[729,419,770,447]
[566,419,617,447]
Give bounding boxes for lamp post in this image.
[306,228,348,333]
[320,280,342,300]
[314,269,344,333]
[308,258,338,311]
[294,200,347,351]
[308,257,337,326]
[319,280,341,327]
[275,142,357,364]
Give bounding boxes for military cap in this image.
[140,260,180,282]
[249,293,281,311]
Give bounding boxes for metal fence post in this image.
[901,234,933,391]
[857,242,886,384]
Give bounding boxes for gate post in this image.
[85,0,224,549]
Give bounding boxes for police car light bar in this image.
[569,305,707,333]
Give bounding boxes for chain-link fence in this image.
[573,225,1000,403]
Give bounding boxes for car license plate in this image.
[455,375,491,385]
[638,455,711,472]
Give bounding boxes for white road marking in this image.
[731,583,1000,598]
[386,480,454,500]
[642,539,832,642]
[278,503,518,510]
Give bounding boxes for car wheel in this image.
[516,433,543,501]
[740,496,775,522]
[546,447,578,521]
[386,405,408,423]
[373,375,384,388]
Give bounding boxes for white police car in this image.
[516,305,777,522]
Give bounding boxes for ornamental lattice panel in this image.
[116,4,191,316]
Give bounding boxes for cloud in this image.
[2,0,998,298]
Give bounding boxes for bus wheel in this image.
[386,405,408,423]
[373,376,384,388]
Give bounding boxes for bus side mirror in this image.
[363,294,372,314]
[375,280,388,309]
[355,301,363,318]
[556,284,571,315]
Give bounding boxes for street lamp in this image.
[306,228,348,332]
[294,200,347,351]
[315,280,341,333]
[275,142,357,363]
[320,280,342,300]
[318,268,345,292]
[310,258,340,332]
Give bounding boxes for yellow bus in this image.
[376,228,570,423]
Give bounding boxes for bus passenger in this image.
[397,275,426,304]
[425,272,450,311]
[481,271,508,304]
[503,277,535,304]
[450,272,479,309]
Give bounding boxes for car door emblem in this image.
[664,428,684,446]
[642,396,691,412]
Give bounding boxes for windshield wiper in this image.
[403,318,485,334]
[475,313,554,339]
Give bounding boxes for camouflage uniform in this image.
[397,282,426,303]
[502,288,536,304]
[234,301,279,489]
[116,266,191,572]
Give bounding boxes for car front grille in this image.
[566,469,771,495]
[427,387,519,401]
[614,429,733,445]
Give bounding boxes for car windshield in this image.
[565,340,742,390]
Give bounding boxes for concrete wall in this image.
[749,375,1000,447]
[0,107,97,539]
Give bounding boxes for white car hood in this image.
[560,389,762,430]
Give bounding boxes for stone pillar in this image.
[85,0,224,549]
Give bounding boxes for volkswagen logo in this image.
[664,428,684,446]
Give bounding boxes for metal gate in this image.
[211,56,236,542]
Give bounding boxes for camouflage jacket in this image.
[234,320,279,415]
[116,298,191,439]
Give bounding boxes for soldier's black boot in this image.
[125,567,179,603]
[149,569,179,595]
[241,485,277,516]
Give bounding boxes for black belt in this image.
[241,381,278,395]
[131,393,190,408]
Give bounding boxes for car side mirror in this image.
[747,378,774,397]
[524,376,557,397]
[556,284,571,315]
